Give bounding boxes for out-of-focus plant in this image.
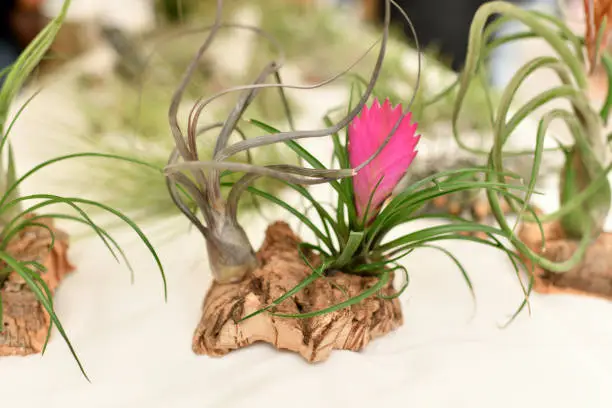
[583,0,612,71]
[453,1,612,273]
[0,0,166,379]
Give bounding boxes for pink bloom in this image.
[348,98,420,221]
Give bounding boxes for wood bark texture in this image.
[0,217,74,356]
[519,220,612,300]
[193,221,403,362]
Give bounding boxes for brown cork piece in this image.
[518,220,612,300]
[0,217,74,356]
[362,0,379,21]
[193,221,403,363]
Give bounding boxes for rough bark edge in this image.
[518,220,612,301]
[0,217,75,356]
[193,221,403,363]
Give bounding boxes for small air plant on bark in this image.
[0,0,165,380]
[453,0,612,300]
[165,0,531,361]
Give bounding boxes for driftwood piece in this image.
[0,217,74,356]
[193,221,402,362]
[518,220,612,300]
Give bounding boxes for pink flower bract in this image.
[348,98,420,221]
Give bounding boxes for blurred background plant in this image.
[453,1,612,272]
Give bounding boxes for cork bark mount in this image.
[0,217,74,356]
[193,221,403,363]
[518,220,612,300]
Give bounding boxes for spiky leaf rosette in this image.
[241,93,533,324]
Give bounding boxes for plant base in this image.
[0,218,74,356]
[193,221,403,363]
[518,220,612,300]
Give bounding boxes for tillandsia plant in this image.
[67,0,502,227]
[583,0,612,70]
[61,8,298,226]
[231,0,554,221]
[453,0,612,298]
[166,0,533,360]
[0,0,165,379]
[155,0,201,24]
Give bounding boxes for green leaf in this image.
[269,270,390,319]
[600,51,612,124]
[0,0,73,147]
[0,152,163,210]
[248,119,326,169]
[1,198,120,266]
[17,212,136,283]
[0,251,89,381]
[330,230,363,269]
[239,257,333,322]
[3,194,167,299]
[246,185,334,250]
[378,223,508,252]
[377,263,410,300]
[247,118,352,205]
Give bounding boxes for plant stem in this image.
[206,211,258,283]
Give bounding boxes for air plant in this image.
[62,11,299,225]
[66,0,498,227]
[163,0,532,326]
[0,0,165,379]
[452,1,612,283]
